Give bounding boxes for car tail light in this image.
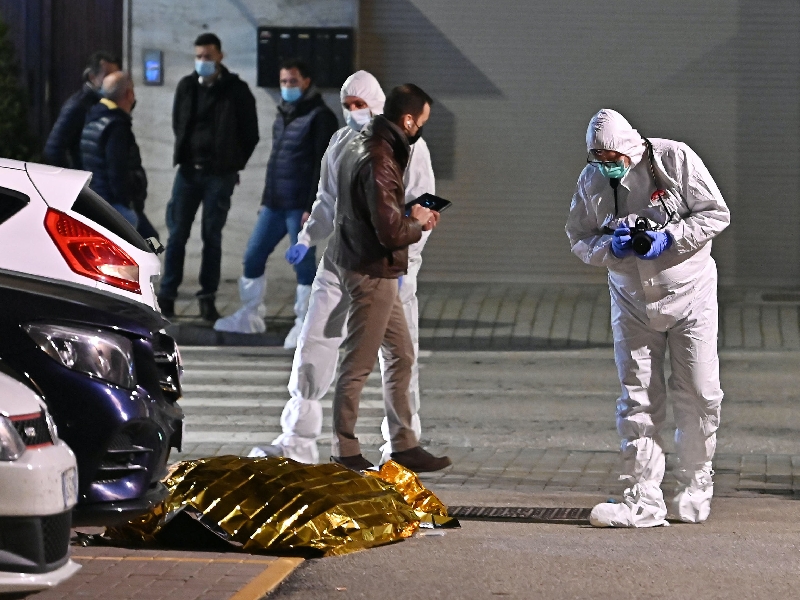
[44,208,141,294]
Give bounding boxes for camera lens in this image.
[632,232,652,255]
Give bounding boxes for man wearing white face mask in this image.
[215,59,338,347]
[566,108,730,527]
[248,71,436,465]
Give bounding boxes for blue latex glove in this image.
[639,231,672,260]
[285,243,310,265]
[610,226,634,258]
[398,276,404,290]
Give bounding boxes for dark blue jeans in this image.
[159,166,238,300]
[243,206,316,284]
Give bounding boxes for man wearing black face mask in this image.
[327,84,451,473]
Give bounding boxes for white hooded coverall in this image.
[270,70,435,464]
[566,109,729,526]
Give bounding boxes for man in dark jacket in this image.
[157,33,259,321]
[214,58,338,346]
[328,84,450,473]
[80,72,145,227]
[44,51,121,169]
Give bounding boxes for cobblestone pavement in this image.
[169,280,800,351]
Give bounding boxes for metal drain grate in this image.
[448,506,592,523]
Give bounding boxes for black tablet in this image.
[404,193,452,215]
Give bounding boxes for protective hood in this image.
[340,70,385,115]
[586,108,645,164]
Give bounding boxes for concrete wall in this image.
[130,0,356,295]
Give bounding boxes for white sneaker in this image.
[672,467,714,523]
[590,483,669,528]
[247,445,284,458]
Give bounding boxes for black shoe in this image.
[331,454,375,472]
[158,297,175,318]
[198,297,220,322]
[390,447,452,472]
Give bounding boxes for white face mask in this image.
[344,108,372,131]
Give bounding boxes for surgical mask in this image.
[281,86,302,103]
[344,108,372,131]
[598,160,630,179]
[407,125,424,145]
[195,59,217,78]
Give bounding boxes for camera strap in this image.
[602,138,677,235]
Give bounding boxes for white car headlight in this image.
[0,416,26,461]
[24,323,136,389]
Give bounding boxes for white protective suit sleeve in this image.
[566,109,729,267]
[297,127,358,248]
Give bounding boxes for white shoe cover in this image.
[270,433,319,464]
[248,445,284,458]
[284,284,312,348]
[379,413,422,464]
[590,483,669,528]
[672,467,714,523]
[214,276,267,333]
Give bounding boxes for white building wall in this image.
[130,0,356,293]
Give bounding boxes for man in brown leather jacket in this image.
[329,84,451,472]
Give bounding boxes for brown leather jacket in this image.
[330,115,423,278]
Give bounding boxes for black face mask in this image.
[130,99,137,113]
[406,125,424,145]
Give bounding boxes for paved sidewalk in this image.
[169,279,800,350]
[28,545,302,600]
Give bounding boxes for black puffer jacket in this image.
[262,87,338,212]
[43,84,101,169]
[80,101,147,211]
[172,66,259,173]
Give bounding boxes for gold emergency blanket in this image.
[106,455,449,556]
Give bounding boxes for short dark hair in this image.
[383,84,434,124]
[85,51,120,78]
[194,33,222,51]
[279,58,311,80]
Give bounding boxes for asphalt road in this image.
[164,346,800,599]
[256,347,800,599]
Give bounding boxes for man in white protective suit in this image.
[248,70,435,464]
[565,108,730,527]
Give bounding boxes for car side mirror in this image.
[146,237,164,255]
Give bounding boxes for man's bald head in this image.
[101,71,136,114]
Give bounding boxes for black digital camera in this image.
[631,217,653,256]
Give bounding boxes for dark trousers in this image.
[159,166,237,300]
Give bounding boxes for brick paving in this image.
[28,546,289,600]
[169,280,800,351]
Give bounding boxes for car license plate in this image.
[62,467,78,508]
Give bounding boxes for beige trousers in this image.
[331,267,417,457]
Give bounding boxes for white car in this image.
[0,159,161,310]
[0,367,81,593]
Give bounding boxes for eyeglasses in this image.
[586,155,624,166]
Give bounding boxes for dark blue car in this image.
[0,268,183,525]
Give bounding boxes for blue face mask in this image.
[195,60,217,78]
[598,160,630,179]
[281,86,303,103]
